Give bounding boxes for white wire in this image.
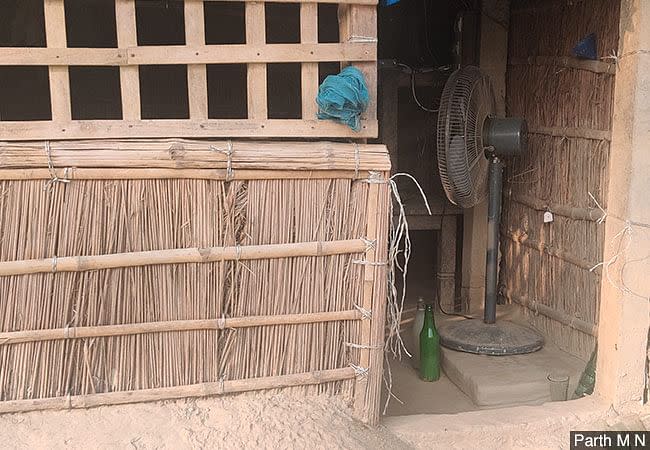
[411,71,439,113]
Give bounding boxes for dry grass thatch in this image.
[502,0,620,359]
[0,140,391,425]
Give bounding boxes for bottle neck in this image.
[424,305,436,329]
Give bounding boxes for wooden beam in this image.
[246,2,268,119]
[197,0,378,3]
[354,181,379,418]
[339,4,378,127]
[185,0,208,120]
[115,0,140,120]
[0,139,391,171]
[0,44,376,66]
[43,0,71,121]
[0,168,372,181]
[0,119,378,140]
[301,3,319,119]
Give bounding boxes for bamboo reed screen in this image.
[0,140,391,425]
[0,0,377,140]
[501,0,619,359]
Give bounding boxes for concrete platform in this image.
[382,356,478,416]
[438,308,587,408]
[441,344,585,408]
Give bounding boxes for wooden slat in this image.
[198,0,378,3]
[0,44,376,66]
[185,0,208,119]
[353,181,379,417]
[115,0,140,120]
[246,2,267,119]
[0,119,378,140]
[301,3,319,119]
[43,0,71,121]
[0,168,371,181]
[339,4,378,128]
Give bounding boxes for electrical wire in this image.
[411,71,439,113]
[394,62,448,113]
[435,199,476,320]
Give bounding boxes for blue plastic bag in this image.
[316,66,369,132]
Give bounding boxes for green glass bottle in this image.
[419,304,440,382]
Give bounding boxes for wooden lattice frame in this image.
[0,0,377,140]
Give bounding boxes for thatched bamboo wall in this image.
[0,140,391,425]
[502,0,620,359]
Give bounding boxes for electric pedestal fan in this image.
[436,66,544,355]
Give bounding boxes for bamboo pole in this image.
[508,193,606,222]
[0,367,356,414]
[353,181,379,419]
[0,168,370,181]
[0,239,368,277]
[505,292,598,337]
[528,126,611,141]
[0,139,391,171]
[509,56,616,75]
[0,310,362,345]
[502,231,598,272]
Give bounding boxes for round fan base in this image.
[439,320,544,356]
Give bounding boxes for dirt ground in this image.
[0,392,648,449]
[0,392,409,450]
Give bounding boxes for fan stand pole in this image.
[438,153,543,355]
[484,156,503,324]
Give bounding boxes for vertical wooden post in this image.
[44,0,71,121]
[185,0,208,120]
[437,215,458,312]
[245,2,268,119]
[115,0,140,120]
[378,69,399,175]
[300,3,319,119]
[354,171,389,425]
[338,4,377,123]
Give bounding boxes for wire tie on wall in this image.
[349,363,369,379]
[43,141,71,191]
[344,342,383,350]
[362,238,376,251]
[217,314,227,330]
[210,140,234,181]
[351,259,388,266]
[353,304,372,320]
[347,35,378,43]
[362,171,388,184]
[354,143,361,178]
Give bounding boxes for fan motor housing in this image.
[483,117,528,158]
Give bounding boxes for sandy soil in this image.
[0,392,409,450]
